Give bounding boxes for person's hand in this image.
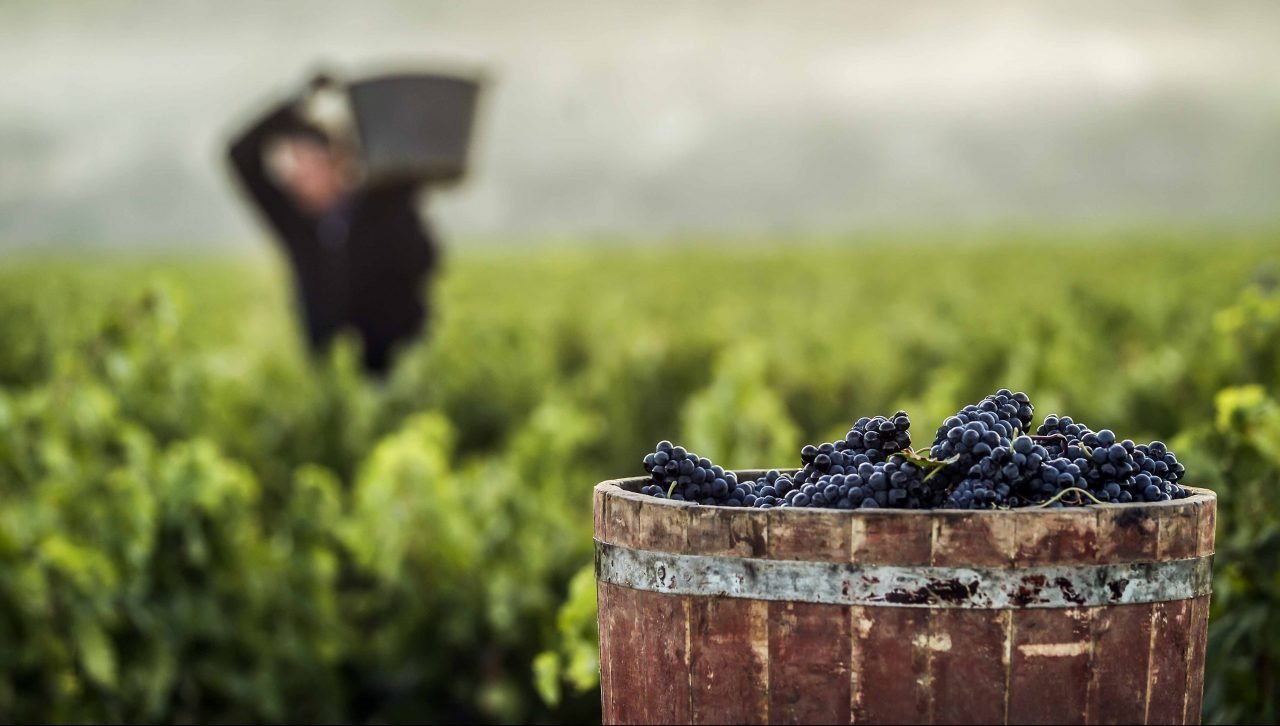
[295,68,344,123]
[306,70,340,93]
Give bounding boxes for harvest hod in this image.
[593,472,1216,726]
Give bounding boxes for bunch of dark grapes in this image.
[766,453,932,509]
[934,389,1034,444]
[1035,417,1190,502]
[637,389,1191,510]
[1079,430,1141,499]
[746,469,793,509]
[930,390,1033,485]
[640,441,756,506]
[1035,414,1093,455]
[791,451,874,508]
[947,435,1058,509]
[795,412,911,486]
[861,454,934,508]
[844,412,912,461]
[1135,440,1186,493]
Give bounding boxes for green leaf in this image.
[532,651,562,707]
[74,621,116,689]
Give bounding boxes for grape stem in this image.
[1037,487,1103,507]
[666,481,678,498]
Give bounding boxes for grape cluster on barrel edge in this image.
[639,389,1189,509]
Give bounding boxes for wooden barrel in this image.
[594,471,1215,725]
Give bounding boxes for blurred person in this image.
[227,74,439,375]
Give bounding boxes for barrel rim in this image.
[595,472,1214,516]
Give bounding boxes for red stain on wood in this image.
[768,601,851,724]
[690,597,768,724]
[851,511,933,564]
[639,501,689,554]
[594,485,609,542]
[928,609,1009,724]
[688,507,768,558]
[1147,599,1193,725]
[1007,608,1091,724]
[1183,595,1210,725]
[596,580,614,724]
[1157,504,1199,561]
[1014,509,1099,566]
[767,509,850,562]
[1097,506,1159,563]
[605,491,643,548]
[932,511,1016,567]
[1196,499,1216,558]
[1086,603,1153,725]
[613,589,691,725]
[850,605,930,724]
[599,583,645,725]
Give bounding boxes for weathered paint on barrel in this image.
[594,471,1215,725]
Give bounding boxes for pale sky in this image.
[1,0,1277,250]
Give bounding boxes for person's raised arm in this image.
[225,99,314,246]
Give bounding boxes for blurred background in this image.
[1,1,1278,724]
[5,0,1280,248]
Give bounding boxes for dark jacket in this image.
[227,102,438,374]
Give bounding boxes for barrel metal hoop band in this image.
[595,540,1212,609]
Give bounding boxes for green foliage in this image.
[0,232,1277,723]
[534,564,599,707]
[682,344,800,468]
[1185,384,1280,722]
